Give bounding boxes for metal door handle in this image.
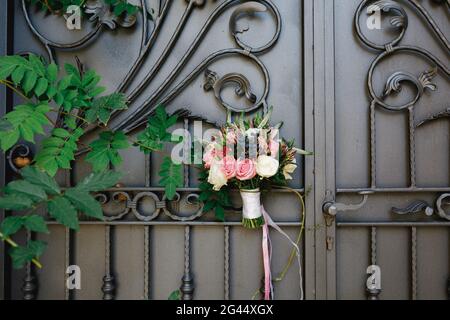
[323,191,374,216]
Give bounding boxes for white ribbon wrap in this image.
[240,190,263,220]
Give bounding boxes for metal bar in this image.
[338,222,450,227]
[180,226,194,300]
[303,0,316,300]
[408,107,416,188]
[337,187,450,193]
[224,226,230,300]
[64,228,70,300]
[22,230,37,300]
[370,101,376,189]
[411,227,417,300]
[144,226,150,300]
[81,187,305,193]
[102,225,115,300]
[0,0,15,301]
[46,221,303,226]
[367,227,381,300]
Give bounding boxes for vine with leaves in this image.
[27,0,140,17]
[0,53,186,269]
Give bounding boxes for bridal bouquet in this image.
[199,108,310,228]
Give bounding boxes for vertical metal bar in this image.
[367,227,381,300]
[0,0,15,300]
[64,228,70,300]
[303,0,316,300]
[184,118,190,188]
[144,225,150,300]
[408,107,416,188]
[102,225,115,300]
[411,227,417,300]
[370,101,377,189]
[180,226,194,300]
[22,231,37,300]
[224,226,230,300]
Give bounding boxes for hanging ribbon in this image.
[261,205,304,300]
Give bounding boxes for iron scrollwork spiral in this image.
[392,193,450,221]
[94,190,205,222]
[355,0,449,112]
[21,0,282,134]
[355,0,450,190]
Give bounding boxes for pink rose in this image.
[236,158,257,181]
[222,156,237,179]
[203,145,232,168]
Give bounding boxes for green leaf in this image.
[75,170,122,192]
[215,205,225,222]
[47,63,58,82]
[22,215,49,233]
[35,127,83,176]
[0,103,50,151]
[85,93,127,125]
[0,119,13,131]
[34,77,49,96]
[22,70,38,94]
[136,105,178,154]
[20,166,61,195]
[64,189,104,220]
[0,194,34,211]
[9,240,47,269]
[158,157,183,201]
[0,216,24,238]
[47,196,79,231]
[86,131,130,171]
[5,180,47,202]
[168,289,181,300]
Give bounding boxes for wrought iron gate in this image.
[0,0,449,300]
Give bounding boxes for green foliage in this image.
[28,0,140,17]
[10,240,47,269]
[136,105,178,153]
[104,0,140,16]
[75,170,122,192]
[198,170,232,222]
[0,54,54,99]
[35,127,84,176]
[159,156,183,201]
[86,130,130,171]
[85,93,127,125]
[0,104,50,151]
[0,166,121,268]
[168,289,181,300]
[0,215,48,238]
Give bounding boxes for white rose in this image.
[256,155,279,178]
[283,159,297,180]
[207,160,228,191]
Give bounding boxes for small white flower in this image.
[256,155,279,178]
[207,160,228,191]
[283,159,297,180]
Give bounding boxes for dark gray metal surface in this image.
[0,0,449,300]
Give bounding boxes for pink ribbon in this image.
[260,205,304,300]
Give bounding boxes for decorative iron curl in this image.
[114,0,281,132]
[93,190,205,222]
[21,0,142,63]
[7,144,33,174]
